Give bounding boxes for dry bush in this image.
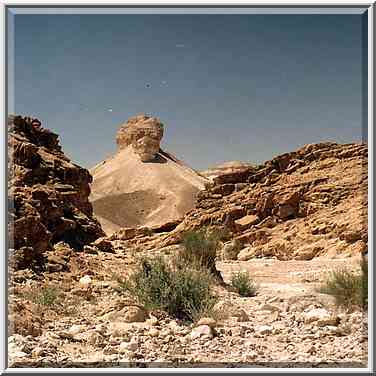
[121,256,217,322]
[180,229,223,283]
[230,271,258,297]
[318,258,368,310]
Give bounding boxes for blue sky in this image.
[11,13,365,170]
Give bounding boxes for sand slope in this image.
[90,148,207,234]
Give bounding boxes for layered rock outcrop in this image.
[8,115,105,271]
[116,114,164,162]
[114,142,367,261]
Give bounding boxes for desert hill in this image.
[112,141,368,261]
[90,114,207,234]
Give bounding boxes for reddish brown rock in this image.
[8,115,105,271]
[92,237,114,253]
[212,167,254,185]
[256,193,275,220]
[234,215,260,232]
[274,191,302,220]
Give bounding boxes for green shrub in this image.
[318,258,368,310]
[181,229,223,281]
[222,239,243,260]
[230,271,257,297]
[122,256,217,322]
[22,285,60,306]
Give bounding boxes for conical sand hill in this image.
[90,114,207,235]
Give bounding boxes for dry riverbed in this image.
[8,253,367,368]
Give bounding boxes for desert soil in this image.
[8,250,367,368]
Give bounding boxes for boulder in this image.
[79,275,92,288]
[92,237,114,253]
[237,247,256,261]
[102,306,147,323]
[303,308,340,326]
[234,215,260,231]
[256,194,274,219]
[275,191,301,220]
[190,325,213,340]
[196,317,217,328]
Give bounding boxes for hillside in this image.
[113,141,368,261]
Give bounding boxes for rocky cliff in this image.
[8,115,105,271]
[114,142,367,261]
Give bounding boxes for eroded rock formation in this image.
[116,114,164,162]
[113,142,368,261]
[8,115,105,271]
[90,115,207,234]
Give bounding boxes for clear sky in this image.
[11,12,365,170]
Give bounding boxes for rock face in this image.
[116,114,164,162]
[90,114,208,234]
[118,142,367,261]
[8,115,105,271]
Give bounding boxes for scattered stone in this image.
[234,215,260,231]
[119,341,130,353]
[197,317,216,328]
[92,237,114,253]
[233,309,249,322]
[11,351,28,358]
[237,247,256,261]
[79,275,92,288]
[83,245,98,254]
[190,325,213,340]
[58,331,74,340]
[146,317,159,326]
[147,328,159,337]
[255,325,273,335]
[31,347,45,358]
[260,304,281,312]
[243,350,258,361]
[303,308,340,327]
[122,306,147,323]
[121,338,138,352]
[68,324,86,335]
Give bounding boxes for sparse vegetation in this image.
[181,229,223,281]
[23,285,60,307]
[222,239,243,260]
[230,271,258,297]
[318,257,368,310]
[121,256,217,322]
